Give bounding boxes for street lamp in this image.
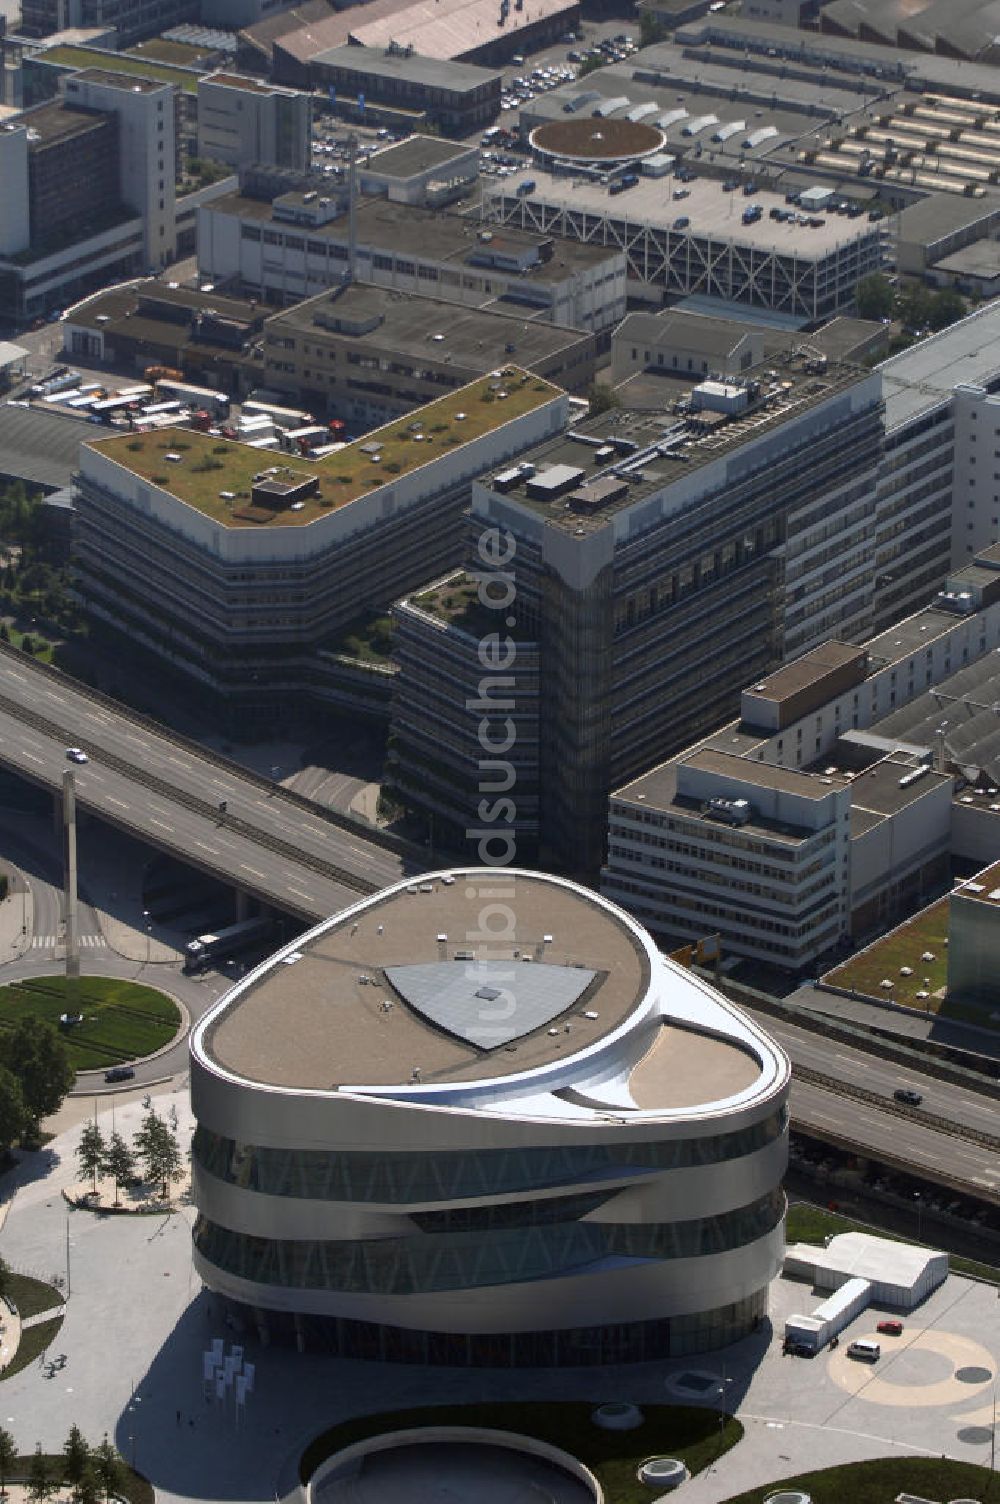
[914,1191,923,1243]
[143,909,152,971]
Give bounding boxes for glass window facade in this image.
[192,1107,787,1205]
[193,1188,784,1296]
[225,1287,769,1367]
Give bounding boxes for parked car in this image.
[876,1320,904,1336]
[105,1065,135,1083]
[893,1087,923,1106]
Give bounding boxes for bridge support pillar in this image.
[62,771,80,1005]
[235,890,251,921]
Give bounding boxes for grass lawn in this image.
[718,1456,996,1504]
[823,899,949,1010]
[0,976,179,1071]
[6,1271,64,1320]
[786,1202,999,1286]
[300,1403,740,1504]
[2,1315,63,1379]
[4,627,54,664]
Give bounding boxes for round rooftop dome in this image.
[529,117,666,164]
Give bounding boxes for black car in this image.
[105,1065,136,1084]
[893,1087,923,1106]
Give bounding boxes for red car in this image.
[876,1320,904,1336]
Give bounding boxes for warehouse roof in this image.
[896,194,1000,250]
[310,42,500,90]
[879,298,1000,433]
[0,405,90,492]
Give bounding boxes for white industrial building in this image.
[190,869,791,1366]
[197,73,311,174]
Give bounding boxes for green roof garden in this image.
[87,369,561,528]
[410,571,537,642]
[39,46,200,93]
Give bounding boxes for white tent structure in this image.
[783,1232,948,1350]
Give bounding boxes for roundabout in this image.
[528,117,666,166]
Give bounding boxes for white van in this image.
[847,1339,880,1361]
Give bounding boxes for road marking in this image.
[240,864,265,879]
[194,841,217,853]
[150,818,174,832]
[106,796,129,808]
[288,888,312,901]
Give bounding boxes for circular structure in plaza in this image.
[308,1429,599,1504]
[638,1457,688,1489]
[529,116,666,164]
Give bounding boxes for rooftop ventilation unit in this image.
[705,796,752,826]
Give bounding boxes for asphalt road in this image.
[0,649,415,922]
[748,1008,1000,1139]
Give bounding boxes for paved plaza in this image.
[0,1092,995,1504]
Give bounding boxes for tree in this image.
[0,1255,10,1308]
[586,382,620,417]
[101,1133,136,1207]
[92,1438,124,1504]
[76,1121,106,1197]
[74,1468,100,1504]
[896,280,935,332]
[928,287,966,330]
[640,10,666,45]
[0,1017,74,1140]
[134,1110,182,1196]
[27,1445,53,1504]
[0,1426,15,1496]
[0,1068,26,1154]
[62,1427,90,1497]
[855,272,894,321]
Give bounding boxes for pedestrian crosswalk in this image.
[31,934,107,949]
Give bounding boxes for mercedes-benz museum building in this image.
[190,870,790,1366]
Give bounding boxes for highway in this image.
[749,1009,1000,1142]
[0,647,413,923]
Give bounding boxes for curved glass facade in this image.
[193,1188,784,1295]
[223,1288,770,1367]
[192,1107,788,1205]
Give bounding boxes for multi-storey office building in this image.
[875,301,1000,634]
[257,283,596,428]
[601,557,1000,965]
[190,869,791,1365]
[20,0,194,44]
[389,572,543,859]
[390,354,884,873]
[306,46,501,137]
[72,368,566,724]
[198,192,628,335]
[0,67,178,318]
[196,73,310,173]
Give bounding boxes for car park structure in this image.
[189,868,791,1366]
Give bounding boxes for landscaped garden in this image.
[0,977,179,1072]
[300,1402,740,1504]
